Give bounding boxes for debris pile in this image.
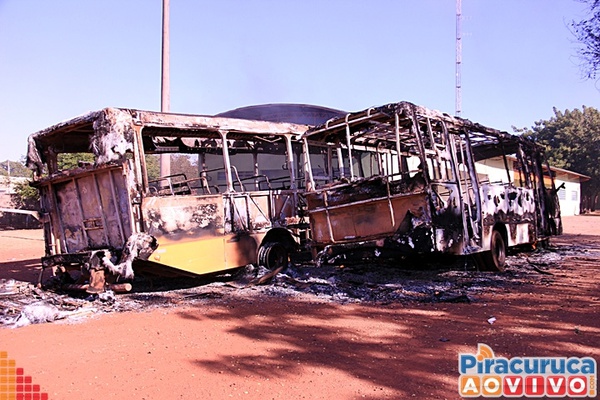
[1,242,597,328]
[1,280,101,328]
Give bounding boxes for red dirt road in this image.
[0,216,599,399]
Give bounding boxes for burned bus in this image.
[25,101,562,292]
[301,101,561,270]
[26,107,310,292]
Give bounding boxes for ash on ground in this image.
[1,243,596,328]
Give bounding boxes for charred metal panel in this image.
[91,108,135,165]
[480,184,536,220]
[145,231,261,275]
[307,179,430,246]
[385,225,435,255]
[143,194,224,237]
[434,226,463,254]
[40,167,133,254]
[95,169,133,245]
[430,183,464,253]
[75,174,108,248]
[271,191,299,226]
[142,194,229,274]
[53,179,86,252]
[229,195,253,232]
[224,232,261,270]
[545,188,562,235]
[382,199,435,254]
[239,192,272,231]
[225,195,247,233]
[223,191,296,233]
[38,185,60,255]
[248,193,273,230]
[480,183,536,247]
[141,194,266,274]
[26,135,44,177]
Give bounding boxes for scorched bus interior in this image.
[301,101,561,271]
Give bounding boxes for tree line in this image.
[517,106,600,211]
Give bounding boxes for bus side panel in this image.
[480,183,537,248]
[142,193,268,274]
[224,232,263,269]
[308,191,429,245]
[430,183,465,254]
[142,194,248,274]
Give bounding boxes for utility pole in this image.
[160,0,171,177]
[455,0,462,117]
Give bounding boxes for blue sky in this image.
[0,0,598,162]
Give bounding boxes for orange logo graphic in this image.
[0,351,48,400]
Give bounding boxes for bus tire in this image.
[258,242,289,271]
[482,229,506,272]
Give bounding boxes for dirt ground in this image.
[0,216,599,399]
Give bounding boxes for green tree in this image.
[145,154,198,184]
[57,153,95,170]
[520,106,600,210]
[11,180,39,209]
[0,159,32,178]
[170,154,198,179]
[0,158,37,209]
[145,154,160,181]
[571,0,600,79]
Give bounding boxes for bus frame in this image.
[301,101,561,270]
[27,107,309,292]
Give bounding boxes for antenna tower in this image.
[456,0,462,117]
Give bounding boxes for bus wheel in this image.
[482,229,506,272]
[258,242,289,271]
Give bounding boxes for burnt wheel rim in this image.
[490,230,506,271]
[259,243,288,270]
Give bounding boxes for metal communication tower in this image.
[456,0,462,117]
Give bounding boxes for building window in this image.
[558,187,566,200]
[571,190,578,201]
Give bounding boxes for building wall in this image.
[553,173,581,216]
[476,157,514,183]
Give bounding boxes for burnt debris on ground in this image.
[0,242,596,328]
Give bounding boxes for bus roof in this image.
[303,101,538,161]
[26,107,310,174]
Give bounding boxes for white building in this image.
[549,165,590,216]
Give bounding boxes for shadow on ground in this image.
[0,258,42,283]
[176,274,600,398]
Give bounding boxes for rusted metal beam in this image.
[62,283,132,293]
